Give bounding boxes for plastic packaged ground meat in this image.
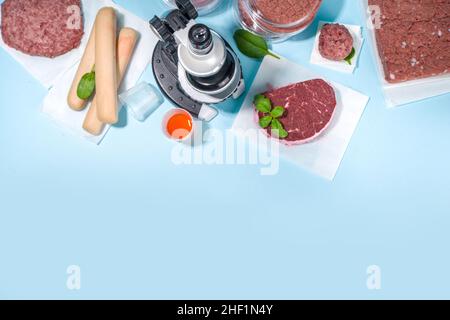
[369,0,450,83]
[362,0,450,107]
[234,0,323,41]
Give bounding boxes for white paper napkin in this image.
[231,56,369,181]
[41,0,158,144]
[0,0,103,89]
[310,21,364,74]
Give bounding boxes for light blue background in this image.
[1,0,449,300]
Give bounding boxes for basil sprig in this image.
[233,29,280,60]
[254,94,271,113]
[254,94,288,139]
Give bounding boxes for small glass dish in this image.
[234,0,323,42]
[162,0,222,16]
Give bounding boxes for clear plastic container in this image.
[119,82,164,122]
[234,0,323,42]
[162,0,222,16]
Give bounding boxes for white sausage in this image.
[83,28,138,136]
[95,7,118,124]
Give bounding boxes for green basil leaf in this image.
[254,94,272,113]
[278,128,289,139]
[259,116,273,128]
[77,71,96,100]
[271,118,288,139]
[233,29,280,60]
[270,106,285,118]
[344,47,356,65]
[271,118,282,137]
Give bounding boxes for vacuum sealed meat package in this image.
[361,0,450,107]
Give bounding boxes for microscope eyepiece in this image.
[189,24,213,54]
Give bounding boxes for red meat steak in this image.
[368,0,450,83]
[1,0,84,58]
[319,23,354,61]
[258,79,337,144]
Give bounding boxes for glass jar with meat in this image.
[234,0,323,41]
[162,0,222,16]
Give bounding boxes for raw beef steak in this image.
[258,79,337,145]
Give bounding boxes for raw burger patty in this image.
[369,0,450,83]
[319,23,353,61]
[1,0,84,58]
[258,79,337,144]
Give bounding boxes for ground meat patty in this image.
[369,0,450,83]
[319,23,354,61]
[1,0,84,58]
[258,79,337,144]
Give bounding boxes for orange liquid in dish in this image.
[166,113,193,139]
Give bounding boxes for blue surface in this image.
[1,0,450,300]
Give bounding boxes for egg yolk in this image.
[166,113,193,139]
